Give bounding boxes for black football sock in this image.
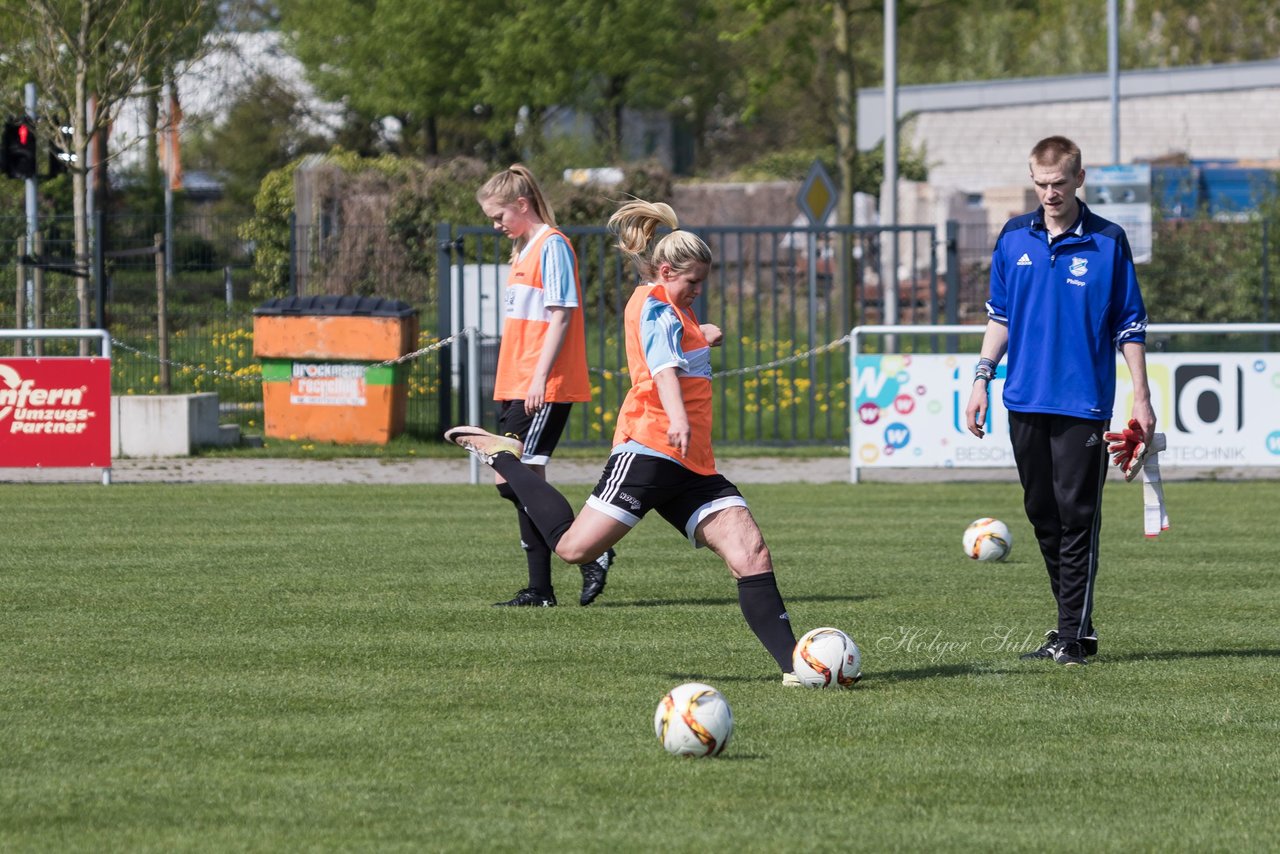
[497,482,553,596]
[737,573,798,672]
[490,454,576,550]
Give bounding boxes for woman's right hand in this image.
[667,416,691,456]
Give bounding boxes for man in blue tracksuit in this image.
[965,135,1155,666]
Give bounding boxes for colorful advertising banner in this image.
[853,353,1280,469]
[0,357,112,468]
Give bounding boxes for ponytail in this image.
[608,199,711,281]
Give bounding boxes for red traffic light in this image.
[2,118,37,179]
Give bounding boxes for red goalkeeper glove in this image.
[1103,418,1148,482]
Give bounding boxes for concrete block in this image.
[112,392,229,458]
[189,393,224,448]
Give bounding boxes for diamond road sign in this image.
[797,160,837,225]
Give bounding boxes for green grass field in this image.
[2,480,1277,852]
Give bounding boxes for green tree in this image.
[279,0,502,156]
[1125,0,1280,68]
[280,0,730,166]
[467,1,735,169]
[720,0,878,224]
[184,73,330,214]
[0,0,218,338]
[884,0,1280,85]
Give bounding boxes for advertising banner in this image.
[0,357,112,468]
[853,353,1280,469]
[288,362,367,407]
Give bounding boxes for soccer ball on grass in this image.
[791,627,862,688]
[962,517,1012,561]
[654,682,733,757]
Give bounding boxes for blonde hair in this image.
[477,164,556,259]
[607,199,711,282]
[1029,135,1083,176]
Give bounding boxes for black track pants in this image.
[1008,411,1109,643]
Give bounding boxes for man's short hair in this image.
[1029,136,1083,175]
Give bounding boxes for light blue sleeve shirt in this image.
[540,234,579,308]
[640,295,689,377]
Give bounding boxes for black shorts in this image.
[584,451,748,548]
[497,400,573,465]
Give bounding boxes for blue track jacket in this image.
[987,201,1147,420]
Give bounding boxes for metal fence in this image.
[3,210,1273,447]
[438,222,951,446]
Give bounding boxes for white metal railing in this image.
[1,327,111,358]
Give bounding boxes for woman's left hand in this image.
[700,324,723,347]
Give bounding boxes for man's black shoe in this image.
[1021,629,1098,659]
[493,588,556,607]
[1053,639,1089,667]
[579,548,616,606]
[1020,629,1059,660]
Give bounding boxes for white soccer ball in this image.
[791,627,862,688]
[654,682,733,757]
[963,517,1012,561]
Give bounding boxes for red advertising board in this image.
[0,357,112,468]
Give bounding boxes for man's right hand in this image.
[964,383,989,438]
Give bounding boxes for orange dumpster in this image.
[253,296,419,444]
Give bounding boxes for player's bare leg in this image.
[699,506,795,673]
[553,505,630,566]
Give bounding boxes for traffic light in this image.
[3,118,37,179]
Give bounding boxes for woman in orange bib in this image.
[447,199,807,684]
[474,165,613,608]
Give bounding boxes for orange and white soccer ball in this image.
[963,517,1012,561]
[791,627,862,688]
[654,682,733,757]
